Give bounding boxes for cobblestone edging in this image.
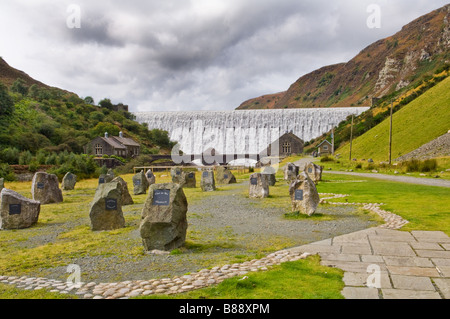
[0,193,408,299]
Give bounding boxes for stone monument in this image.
[61,172,77,190]
[304,162,323,184]
[89,181,125,231]
[200,170,216,192]
[215,166,237,184]
[289,171,320,216]
[133,170,149,195]
[112,176,134,206]
[0,188,41,230]
[31,172,63,204]
[145,169,156,186]
[284,163,299,181]
[249,173,269,198]
[139,183,188,251]
[262,166,277,186]
[170,167,186,186]
[184,171,197,188]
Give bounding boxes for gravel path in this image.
[326,171,450,188]
[20,181,378,284]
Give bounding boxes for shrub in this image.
[355,163,362,169]
[320,156,334,162]
[0,163,16,181]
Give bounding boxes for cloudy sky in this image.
[1,0,448,112]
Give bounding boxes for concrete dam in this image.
[134,107,369,156]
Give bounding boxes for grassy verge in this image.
[138,255,344,300]
[318,173,450,236]
[0,283,77,299]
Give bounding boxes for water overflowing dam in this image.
[134,107,369,155]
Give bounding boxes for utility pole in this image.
[332,126,335,156]
[349,114,354,162]
[389,99,393,165]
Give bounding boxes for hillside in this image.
[0,58,175,175]
[335,75,450,162]
[237,4,450,110]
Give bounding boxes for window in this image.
[282,142,292,154]
[95,144,103,155]
[323,145,328,150]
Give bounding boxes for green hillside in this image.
[337,76,450,162]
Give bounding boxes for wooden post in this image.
[332,126,335,156]
[349,114,354,162]
[389,100,393,165]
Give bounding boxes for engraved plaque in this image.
[295,189,304,201]
[37,182,45,189]
[152,189,170,206]
[308,167,312,173]
[202,171,209,178]
[67,174,73,180]
[105,198,117,210]
[188,173,194,178]
[250,177,258,186]
[134,179,141,186]
[224,174,228,179]
[99,177,105,184]
[288,166,293,171]
[9,204,21,215]
[176,170,181,176]
[147,172,153,178]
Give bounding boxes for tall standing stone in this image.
[184,171,197,188]
[31,172,63,204]
[262,166,277,186]
[1,188,41,230]
[112,176,134,206]
[89,182,125,231]
[284,163,299,181]
[133,170,149,195]
[249,173,269,198]
[289,172,320,216]
[106,169,115,182]
[145,169,156,186]
[170,167,186,186]
[61,172,77,190]
[304,162,323,184]
[139,183,188,251]
[215,166,237,184]
[200,170,216,192]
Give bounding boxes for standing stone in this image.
[200,170,216,192]
[304,162,323,184]
[145,169,156,186]
[106,169,115,182]
[249,173,269,199]
[289,172,320,216]
[112,177,134,206]
[0,188,40,230]
[139,183,188,251]
[133,170,149,195]
[89,182,125,231]
[184,171,196,188]
[0,178,4,192]
[284,163,299,181]
[170,167,186,186]
[262,166,277,186]
[31,172,63,204]
[215,166,237,185]
[61,172,77,190]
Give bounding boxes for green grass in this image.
[137,255,344,299]
[337,76,450,162]
[0,283,77,299]
[318,173,450,236]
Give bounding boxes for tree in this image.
[10,78,29,96]
[0,83,14,115]
[99,98,113,110]
[84,96,95,105]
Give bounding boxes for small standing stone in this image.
[0,188,41,230]
[31,172,63,204]
[106,169,115,182]
[133,170,149,195]
[112,176,134,206]
[289,172,320,216]
[200,170,216,192]
[89,182,125,231]
[139,183,188,251]
[61,172,77,190]
[184,172,196,188]
[170,167,186,186]
[284,163,299,181]
[249,173,269,198]
[145,170,156,186]
[261,166,277,186]
[215,166,236,185]
[304,162,323,184]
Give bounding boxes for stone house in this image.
[262,132,304,157]
[317,140,332,156]
[84,132,140,158]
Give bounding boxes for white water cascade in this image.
[134,107,369,155]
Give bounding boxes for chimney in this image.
[119,131,123,138]
[105,132,109,138]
